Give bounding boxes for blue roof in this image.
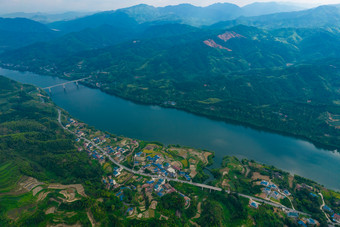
[308,218,315,224]
[298,220,307,227]
[164,163,170,167]
[157,192,163,197]
[120,195,124,201]
[127,207,133,212]
[310,193,317,197]
[146,180,154,184]
[250,202,258,207]
[323,205,333,212]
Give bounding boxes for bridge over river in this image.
[42,76,91,92]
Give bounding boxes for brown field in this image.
[48,184,86,197]
[251,172,270,181]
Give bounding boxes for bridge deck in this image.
[42,76,91,90]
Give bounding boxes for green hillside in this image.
[2,25,340,149]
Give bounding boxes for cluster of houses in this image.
[297,218,319,226]
[142,178,176,197]
[322,205,340,223]
[332,213,340,223]
[102,175,118,189]
[135,152,192,181]
[66,118,86,136]
[286,211,319,226]
[92,135,107,144]
[113,166,123,177]
[260,180,285,200]
[82,141,106,163]
[106,145,128,162]
[141,178,191,208]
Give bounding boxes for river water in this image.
[1,68,339,190]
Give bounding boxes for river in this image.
[1,68,339,190]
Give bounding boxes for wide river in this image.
[1,68,339,190]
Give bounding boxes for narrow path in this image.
[318,192,332,223]
[192,202,202,219]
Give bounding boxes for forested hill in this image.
[0,76,104,225]
[0,17,57,53]
[1,24,340,149]
[0,76,102,183]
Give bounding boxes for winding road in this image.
[57,109,310,216]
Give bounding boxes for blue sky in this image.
[0,0,339,13]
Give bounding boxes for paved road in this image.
[319,192,332,223]
[57,109,310,217]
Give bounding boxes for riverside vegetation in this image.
[0,77,339,226]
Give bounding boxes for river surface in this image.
[1,68,339,190]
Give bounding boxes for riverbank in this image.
[1,67,340,190]
[2,65,339,152]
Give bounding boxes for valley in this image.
[1,1,340,226]
[1,76,339,226]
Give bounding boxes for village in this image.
[63,116,340,225]
[64,117,212,219]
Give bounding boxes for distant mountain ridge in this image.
[45,2,306,32]
[212,5,340,29]
[0,17,57,52]
[0,11,93,23]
